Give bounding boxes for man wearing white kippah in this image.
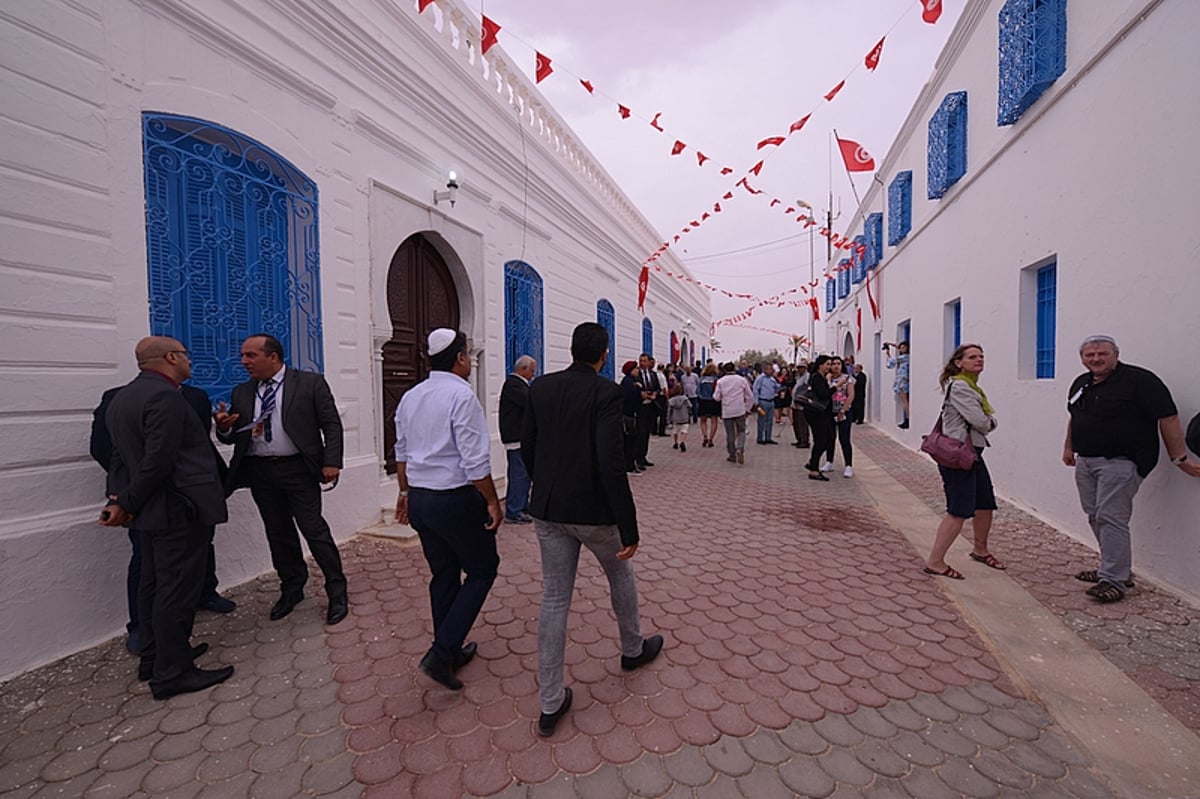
[394,328,503,690]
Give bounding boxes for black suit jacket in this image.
[219,368,343,493]
[498,373,530,444]
[104,372,228,530]
[521,363,638,546]
[92,383,227,484]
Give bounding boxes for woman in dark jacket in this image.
[619,361,644,474]
[803,356,836,481]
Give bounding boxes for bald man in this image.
[100,337,234,699]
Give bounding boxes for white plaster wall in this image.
[826,0,1200,601]
[0,0,709,680]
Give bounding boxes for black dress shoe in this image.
[453,642,478,671]
[197,594,237,613]
[151,665,235,700]
[269,592,304,621]
[326,595,349,626]
[642,460,655,467]
[418,651,463,690]
[537,687,573,737]
[621,634,664,672]
[138,643,210,681]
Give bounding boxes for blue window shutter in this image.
[887,171,913,246]
[851,237,867,284]
[928,91,968,199]
[998,0,1067,125]
[504,261,545,376]
[1036,264,1056,378]
[954,301,962,348]
[596,299,616,380]
[701,346,706,364]
[825,278,836,313]
[142,113,321,403]
[641,317,653,358]
[837,259,851,299]
[865,213,883,269]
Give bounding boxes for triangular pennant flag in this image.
[617,104,631,119]
[921,0,943,24]
[480,15,500,55]
[789,114,812,134]
[749,160,764,176]
[720,167,733,175]
[865,37,885,71]
[696,151,710,166]
[671,140,686,156]
[769,199,780,207]
[713,202,722,212]
[723,191,734,200]
[418,0,435,12]
[825,79,846,101]
[579,79,594,94]
[650,112,664,132]
[535,52,553,83]
[756,136,786,150]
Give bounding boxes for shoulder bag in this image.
[919,385,977,470]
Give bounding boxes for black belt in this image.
[410,485,474,495]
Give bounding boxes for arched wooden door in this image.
[382,234,459,473]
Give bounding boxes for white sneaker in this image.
[843,466,854,478]
[820,462,833,472]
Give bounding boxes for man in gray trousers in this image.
[520,322,664,737]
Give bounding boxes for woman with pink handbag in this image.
[923,344,1004,579]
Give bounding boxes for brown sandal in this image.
[923,565,964,580]
[969,552,1007,570]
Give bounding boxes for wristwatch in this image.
[1171,454,1189,465]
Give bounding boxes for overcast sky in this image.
[474,0,965,358]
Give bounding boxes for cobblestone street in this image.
[2,425,1198,797]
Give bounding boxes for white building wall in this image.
[827,0,1200,601]
[0,0,709,680]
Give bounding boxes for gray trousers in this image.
[1074,456,1143,590]
[534,520,644,714]
[723,416,747,458]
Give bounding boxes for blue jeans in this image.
[504,449,531,519]
[409,486,499,662]
[755,407,774,442]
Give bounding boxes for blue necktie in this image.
[260,380,277,442]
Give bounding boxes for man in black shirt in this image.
[1062,335,1200,602]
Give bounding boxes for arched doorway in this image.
[382,234,460,473]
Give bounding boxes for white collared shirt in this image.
[249,365,300,457]
[395,370,492,489]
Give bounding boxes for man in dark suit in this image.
[851,364,868,424]
[215,334,348,626]
[92,382,236,654]
[100,337,235,700]
[634,353,660,468]
[498,355,536,524]
[521,322,664,738]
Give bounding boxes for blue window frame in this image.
[1036,263,1056,378]
[642,317,653,358]
[701,346,707,364]
[504,261,544,376]
[865,212,883,269]
[954,301,962,348]
[596,299,616,379]
[851,236,867,284]
[998,0,1067,126]
[142,113,322,402]
[837,259,851,299]
[887,171,913,246]
[825,278,836,314]
[928,91,968,199]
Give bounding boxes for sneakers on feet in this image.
[843,466,853,478]
[820,462,833,473]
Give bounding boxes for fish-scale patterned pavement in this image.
[3,423,1191,797]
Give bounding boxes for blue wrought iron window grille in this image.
[596,299,615,380]
[837,259,851,299]
[851,237,867,285]
[825,278,837,314]
[142,113,322,403]
[504,261,545,376]
[641,317,654,359]
[928,91,968,199]
[1036,263,1056,379]
[952,300,962,349]
[998,0,1067,126]
[865,213,883,269]
[887,171,913,246]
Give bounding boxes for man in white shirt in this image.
[714,362,754,464]
[394,329,503,690]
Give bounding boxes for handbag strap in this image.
[941,382,972,432]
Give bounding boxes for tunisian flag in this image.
[637,266,649,311]
[535,52,553,83]
[480,15,500,55]
[921,0,944,24]
[837,137,876,172]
